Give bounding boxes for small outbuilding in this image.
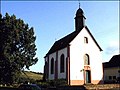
[103,54,120,83]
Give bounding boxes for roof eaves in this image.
[45,30,81,56]
[85,26,103,51]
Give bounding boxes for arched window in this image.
[60,54,64,73]
[51,58,54,74]
[84,54,90,65]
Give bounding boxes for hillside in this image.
[20,71,43,81]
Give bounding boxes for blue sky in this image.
[1,1,119,73]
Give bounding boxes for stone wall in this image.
[45,84,120,90]
[85,84,120,90]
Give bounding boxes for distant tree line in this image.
[0,13,38,85]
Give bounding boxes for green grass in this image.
[20,71,43,81]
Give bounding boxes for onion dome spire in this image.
[75,3,86,31]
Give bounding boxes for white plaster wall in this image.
[48,52,56,80]
[69,42,85,80]
[70,27,103,81]
[58,47,67,79]
[47,48,67,80]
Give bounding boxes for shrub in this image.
[37,79,67,87]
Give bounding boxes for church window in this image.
[113,76,116,80]
[60,54,65,73]
[109,76,112,80]
[84,37,88,43]
[51,58,54,74]
[84,54,90,65]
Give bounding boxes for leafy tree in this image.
[0,13,38,84]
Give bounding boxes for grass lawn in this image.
[21,71,43,80]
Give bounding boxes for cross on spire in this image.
[78,0,80,8]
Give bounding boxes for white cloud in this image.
[105,40,119,60]
[109,41,119,48]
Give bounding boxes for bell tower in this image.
[75,6,86,31]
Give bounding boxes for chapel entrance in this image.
[85,70,91,83]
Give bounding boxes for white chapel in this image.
[44,6,103,85]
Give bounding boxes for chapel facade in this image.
[44,6,103,85]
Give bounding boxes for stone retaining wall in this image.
[0,84,119,90]
[45,84,120,90]
[85,84,120,90]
